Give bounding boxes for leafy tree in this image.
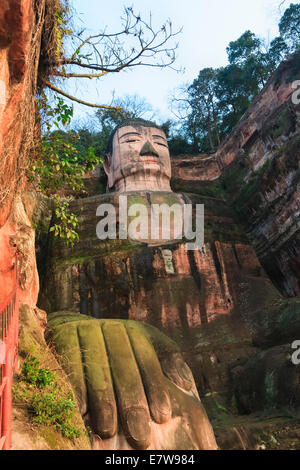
[278,3,300,54]
[215,65,249,134]
[160,119,196,155]
[187,68,221,151]
[268,36,289,67]
[227,30,272,87]
[170,71,221,153]
[227,30,262,66]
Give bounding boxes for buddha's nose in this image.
[140,141,159,157]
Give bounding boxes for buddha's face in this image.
[104,125,171,192]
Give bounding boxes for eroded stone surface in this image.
[172,55,300,298]
[39,191,258,329]
[0,0,43,227]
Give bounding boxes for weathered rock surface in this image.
[38,189,300,408]
[1,1,299,448]
[0,194,39,308]
[37,185,300,449]
[231,344,300,414]
[171,154,221,181]
[172,54,300,298]
[0,0,45,310]
[0,0,44,228]
[39,191,260,329]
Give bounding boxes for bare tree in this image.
[41,3,182,109]
[169,84,191,120]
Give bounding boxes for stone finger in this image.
[161,353,195,393]
[51,322,87,415]
[124,321,195,394]
[126,324,172,424]
[102,321,151,450]
[77,321,117,439]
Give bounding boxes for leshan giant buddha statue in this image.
[46,119,218,450]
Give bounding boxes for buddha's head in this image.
[104,119,172,193]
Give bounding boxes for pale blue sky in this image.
[66,0,296,124]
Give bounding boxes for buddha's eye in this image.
[155,142,168,148]
[124,139,139,143]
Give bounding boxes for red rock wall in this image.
[41,239,266,329]
[217,55,300,296]
[0,0,44,307]
[171,155,221,182]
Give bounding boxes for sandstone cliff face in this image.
[172,54,300,298]
[0,0,45,307]
[216,56,299,168]
[0,0,44,228]
[0,1,92,451]
[1,1,299,448]
[218,55,300,298]
[34,53,300,448]
[0,194,39,307]
[38,190,279,402]
[171,154,221,183]
[37,186,300,449]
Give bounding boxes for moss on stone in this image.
[261,104,295,141]
[15,305,91,450]
[171,179,225,199]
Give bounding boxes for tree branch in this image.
[43,80,122,110]
[54,71,109,79]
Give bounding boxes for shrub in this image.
[14,356,81,439]
[22,357,55,388]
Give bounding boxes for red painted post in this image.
[0,258,19,450]
[2,348,12,450]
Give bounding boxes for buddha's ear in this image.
[103,153,111,174]
[103,154,113,188]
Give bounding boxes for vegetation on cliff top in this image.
[169,3,300,154]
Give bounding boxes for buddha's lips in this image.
[140,155,159,164]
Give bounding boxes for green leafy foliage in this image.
[278,3,300,54]
[22,357,55,388]
[32,391,80,439]
[170,3,300,154]
[13,356,81,439]
[49,196,79,247]
[29,94,103,246]
[55,2,73,59]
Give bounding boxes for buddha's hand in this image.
[46,314,216,450]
